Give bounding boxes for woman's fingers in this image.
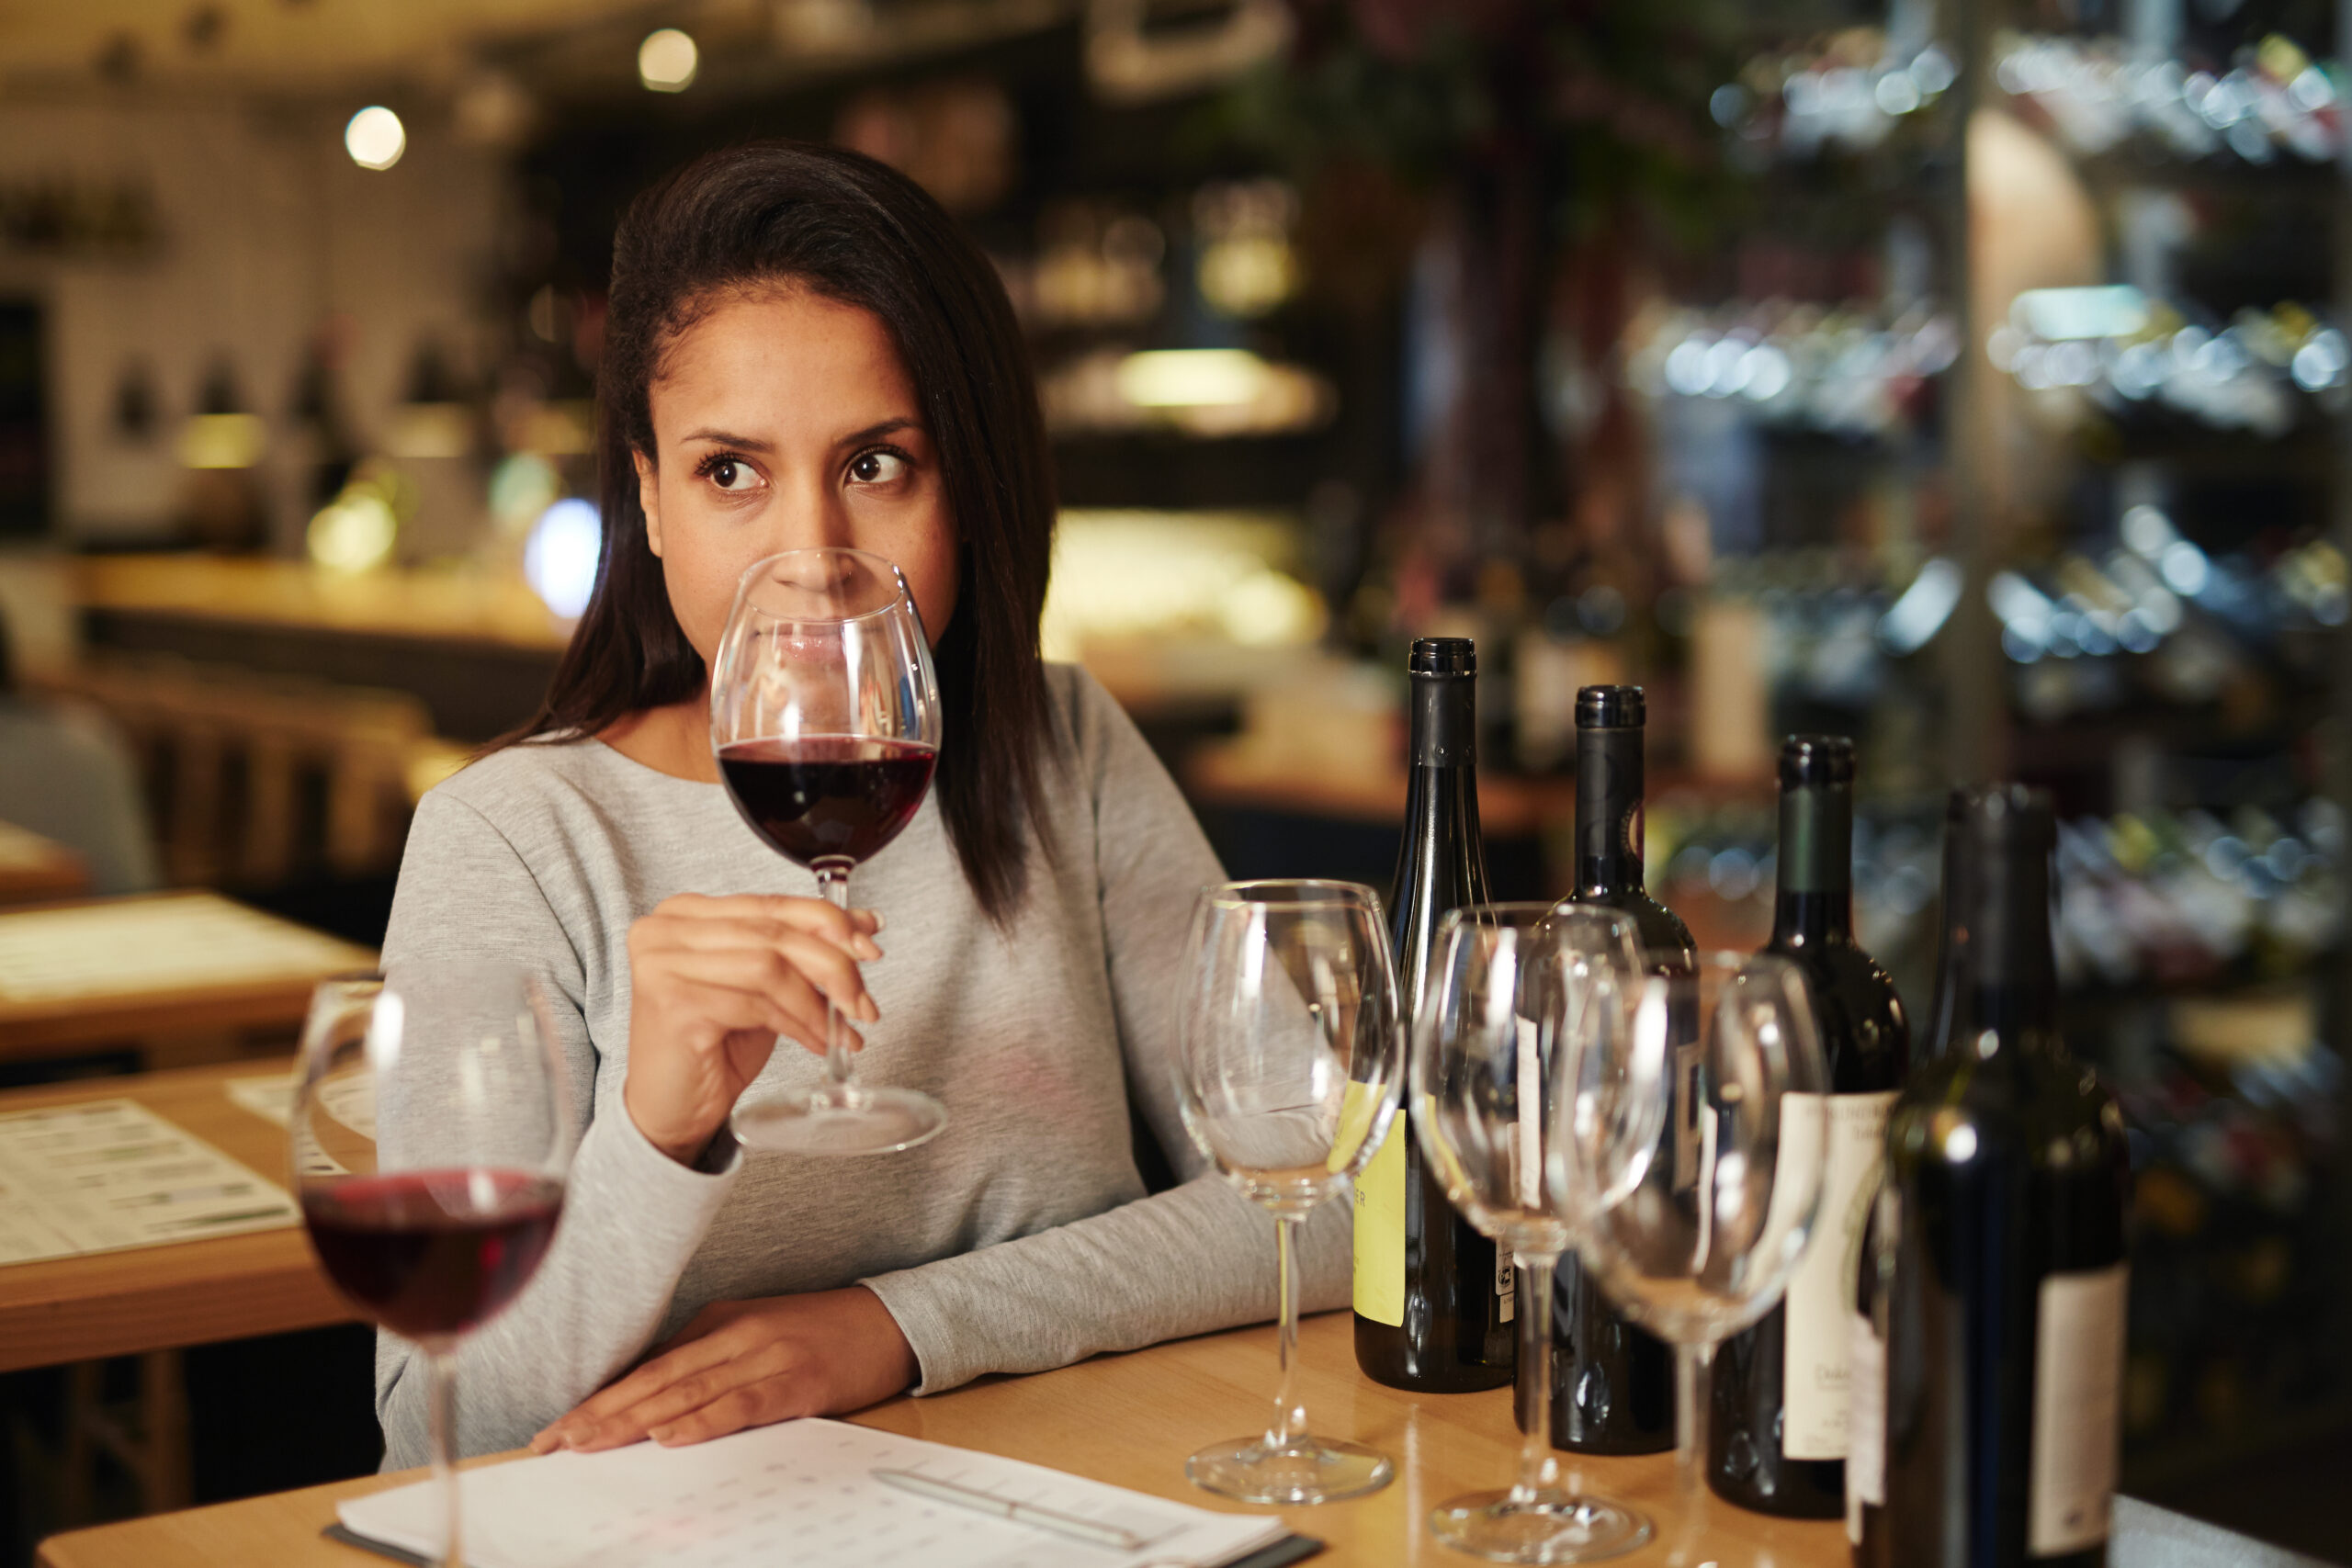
[528,1317,765,1452]
[654,894,883,954]
[650,1386,785,1447]
[639,923,879,1024]
[648,951,871,1045]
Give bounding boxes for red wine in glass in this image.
[303,1169,564,1344]
[717,737,937,867]
[710,546,947,1156]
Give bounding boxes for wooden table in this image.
[0,1056,347,1372]
[38,1310,2312,1568]
[0,892,374,1063]
[0,820,89,905]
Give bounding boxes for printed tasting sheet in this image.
[0,1099,298,1265]
[343,1418,1292,1568]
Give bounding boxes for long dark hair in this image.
[505,141,1057,922]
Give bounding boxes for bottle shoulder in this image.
[1776,939,1909,1086]
[1889,1043,2128,1171]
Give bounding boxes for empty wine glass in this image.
[1411,903,1659,1563]
[709,546,945,1156]
[1173,879,1404,1505]
[293,964,574,1568]
[1566,952,1827,1520]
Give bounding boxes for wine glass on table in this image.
[292,964,573,1568]
[709,547,945,1156]
[1565,952,1827,1534]
[1410,904,1657,1563]
[1173,879,1404,1505]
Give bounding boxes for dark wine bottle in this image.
[1353,637,1515,1392]
[1882,787,2132,1568]
[1849,785,1971,1564]
[1711,736,1910,1517]
[1533,683,1685,1452]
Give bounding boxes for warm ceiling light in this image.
[345,107,406,171]
[1114,349,1272,408]
[639,28,699,92]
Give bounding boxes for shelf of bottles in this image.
[1631,0,2352,1481]
[1980,3,2352,1467]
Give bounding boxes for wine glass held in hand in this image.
[1174,879,1405,1506]
[293,964,575,1568]
[709,547,945,1156]
[1566,952,1829,1525]
[1410,904,1657,1564]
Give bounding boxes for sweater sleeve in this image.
[373,787,744,1468]
[859,671,1350,1393]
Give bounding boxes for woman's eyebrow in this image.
[680,428,775,450]
[835,416,919,446]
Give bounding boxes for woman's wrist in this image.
[624,1076,713,1168]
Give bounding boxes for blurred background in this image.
[0,0,2346,1560]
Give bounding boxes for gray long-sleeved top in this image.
[375,663,1348,1467]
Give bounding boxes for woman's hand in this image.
[527,1287,917,1452]
[623,893,882,1165]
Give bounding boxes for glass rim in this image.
[1198,876,1383,910]
[731,546,916,626]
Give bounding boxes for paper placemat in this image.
[341,1418,1294,1568]
[0,894,365,1005]
[0,1098,298,1265]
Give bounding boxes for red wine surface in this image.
[303,1169,563,1342]
[718,737,937,867]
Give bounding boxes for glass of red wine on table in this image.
[292,964,574,1568]
[710,546,946,1156]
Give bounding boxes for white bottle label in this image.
[1781,1089,1895,1461]
[1846,1309,1884,1543]
[2030,1262,2128,1557]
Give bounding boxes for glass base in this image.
[1185,1435,1393,1506]
[730,1085,946,1156]
[1428,1489,1654,1564]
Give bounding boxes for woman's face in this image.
[636,286,958,667]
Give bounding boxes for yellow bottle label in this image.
[1351,1080,1406,1326]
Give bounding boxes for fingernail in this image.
[856,937,882,960]
[869,910,887,931]
[861,997,880,1022]
[649,1425,677,1445]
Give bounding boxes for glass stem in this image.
[1675,1339,1713,1521]
[1261,1214,1306,1454]
[814,862,856,1103]
[426,1348,464,1568]
[1510,1252,1564,1505]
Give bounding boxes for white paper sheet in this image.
[0,1098,298,1265]
[0,893,363,1004]
[340,1418,1290,1568]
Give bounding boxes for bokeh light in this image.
[639,29,699,93]
[345,107,406,171]
[525,499,604,617]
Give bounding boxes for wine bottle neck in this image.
[1938,836,2059,1051]
[1576,724,1645,892]
[1770,779,1853,947]
[1411,671,1476,769]
[1394,671,1487,1017]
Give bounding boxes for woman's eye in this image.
[848,449,910,486]
[705,457,759,492]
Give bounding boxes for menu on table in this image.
[0,1098,298,1265]
[0,893,365,1005]
[341,1417,1297,1568]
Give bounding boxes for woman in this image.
[377,141,1347,1467]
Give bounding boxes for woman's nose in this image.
[761,473,854,555]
